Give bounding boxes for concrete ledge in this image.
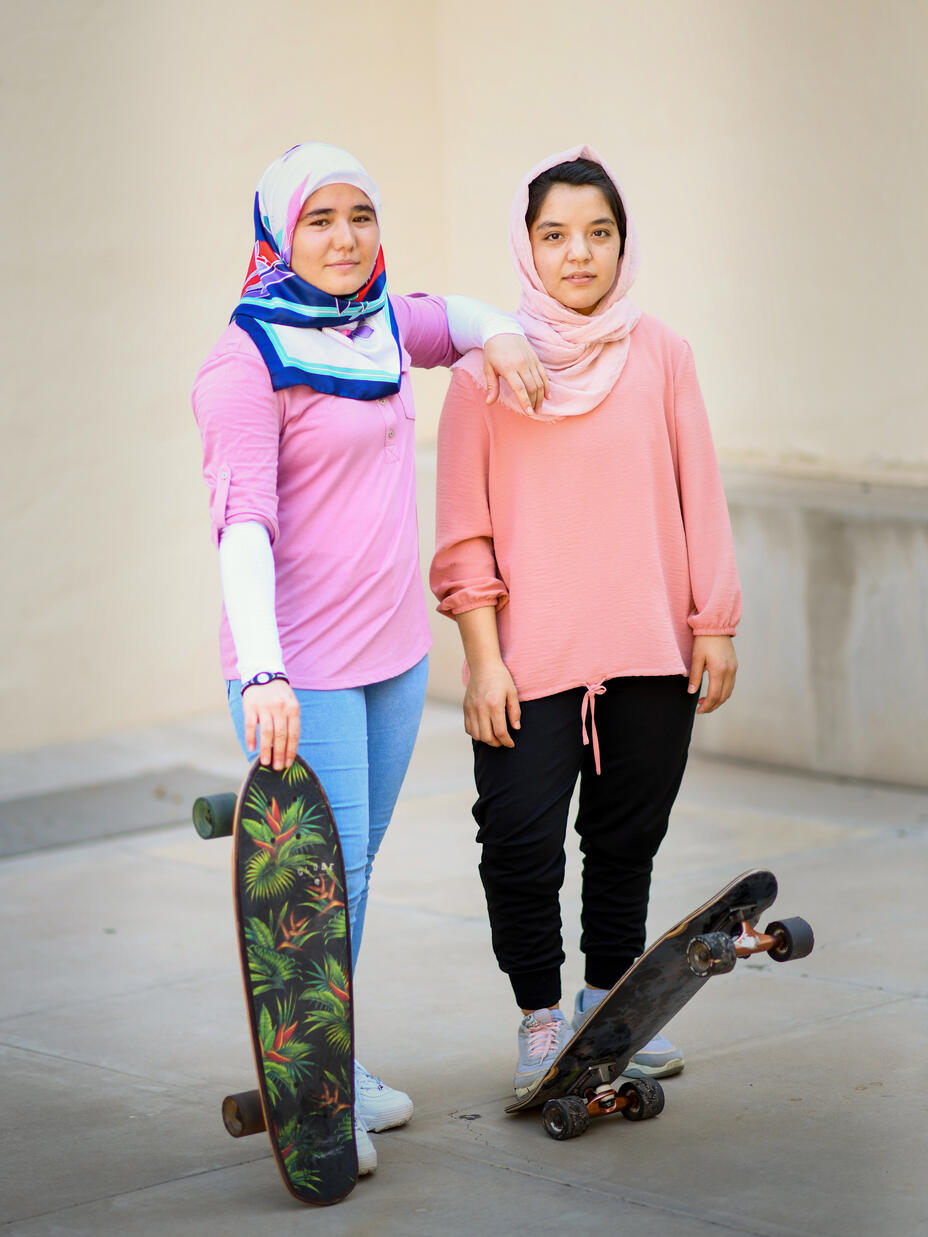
[700,470,928,786]
[417,451,928,788]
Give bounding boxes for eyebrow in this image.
[301,203,374,219]
[535,217,615,230]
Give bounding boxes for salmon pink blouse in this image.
[430,314,742,702]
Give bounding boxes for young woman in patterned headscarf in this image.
[194,142,548,1174]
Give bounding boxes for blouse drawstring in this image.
[581,682,606,774]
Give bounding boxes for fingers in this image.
[462,663,520,749]
[529,365,546,411]
[491,695,515,747]
[514,363,549,413]
[463,698,515,747]
[539,363,551,402]
[507,688,522,733]
[696,660,738,714]
[486,360,546,413]
[688,653,705,699]
[244,700,258,756]
[514,363,546,412]
[503,371,534,416]
[258,708,275,768]
[285,711,301,768]
[244,684,301,770]
[696,666,721,714]
[483,359,500,407]
[256,702,287,769]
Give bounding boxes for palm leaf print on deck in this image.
[257,994,316,1103]
[236,757,355,1203]
[241,787,327,901]
[244,909,303,995]
[302,956,352,1055]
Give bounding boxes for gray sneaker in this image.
[622,1033,684,1079]
[571,986,608,1032]
[572,989,684,1079]
[513,1008,573,1097]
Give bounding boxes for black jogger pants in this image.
[472,675,697,1011]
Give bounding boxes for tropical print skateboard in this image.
[193,756,356,1205]
[507,868,814,1140]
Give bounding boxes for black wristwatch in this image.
[241,671,290,693]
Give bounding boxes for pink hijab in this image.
[458,144,641,418]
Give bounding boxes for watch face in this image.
[244,671,287,691]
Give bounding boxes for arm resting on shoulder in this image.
[390,291,548,413]
[446,295,549,413]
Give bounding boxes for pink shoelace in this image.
[525,1015,561,1062]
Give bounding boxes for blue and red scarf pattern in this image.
[232,194,402,399]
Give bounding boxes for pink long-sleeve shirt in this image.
[430,314,741,702]
[194,294,456,689]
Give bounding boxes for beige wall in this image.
[2,1,926,754]
[426,0,928,479]
[1,0,446,746]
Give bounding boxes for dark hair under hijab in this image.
[525,158,627,256]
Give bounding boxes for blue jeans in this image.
[227,655,428,970]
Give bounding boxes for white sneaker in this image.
[354,1111,377,1176]
[355,1060,414,1132]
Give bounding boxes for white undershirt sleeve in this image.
[217,521,286,683]
[444,295,525,351]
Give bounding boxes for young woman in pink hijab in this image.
[431,146,741,1098]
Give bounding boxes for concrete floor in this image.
[1,702,925,1236]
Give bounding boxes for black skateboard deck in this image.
[507,868,813,1140]
[193,756,356,1204]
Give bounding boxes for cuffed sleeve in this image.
[673,343,742,635]
[192,334,282,547]
[430,369,510,616]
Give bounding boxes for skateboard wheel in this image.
[222,1090,266,1137]
[765,917,815,962]
[192,793,238,840]
[617,1078,665,1121]
[687,931,737,976]
[542,1096,590,1140]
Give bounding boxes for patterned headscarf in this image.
[232,143,402,399]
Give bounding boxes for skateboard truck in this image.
[542,1067,666,1140]
[687,915,814,977]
